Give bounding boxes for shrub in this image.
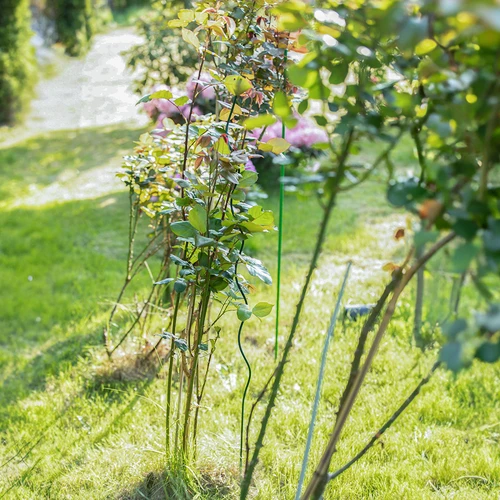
[53,0,94,56]
[0,0,38,125]
[125,0,198,93]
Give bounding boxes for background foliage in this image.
[0,0,37,125]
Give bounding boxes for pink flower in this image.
[156,98,178,117]
[180,105,204,121]
[186,72,216,101]
[244,159,257,172]
[251,116,328,149]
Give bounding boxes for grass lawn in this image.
[0,126,499,499]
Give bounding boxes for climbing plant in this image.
[0,0,37,125]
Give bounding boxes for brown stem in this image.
[328,361,440,482]
[240,128,355,499]
[302,232,455,499]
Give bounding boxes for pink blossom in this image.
[180,105,204,121]
[251,116,328,149]
[156,98,178,117]
[186,72,216,101]
[244,159,257,172]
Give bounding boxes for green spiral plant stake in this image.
[295,261,351,500]
[274,45,289,362]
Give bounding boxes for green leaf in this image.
[297,99,309,115]
[452,219,478,241]
[174,338,188,351]
[259,138,291,155]
[244,256,272,285]
[288,65,318,88]
[195,234,217,248]
[273,91,291,118]
[224,75,253,96]
[155,278,175,286]
[451,243,479,273]
[174,279,188,293]
[329,62,349,84]
[415,38,437,56]
[182,28,200,48]
[239,171,259,188]
[237,304,252,322]
[244,114,276,130]
[440,342,463,372]
[174,96,190,106]
[476,305,500,333]
[253,302,274,318]
[214,136,231,155]
[414,230,439,249]
[171,221,197,238]
[136,89,173,105]
[189,205,207,233]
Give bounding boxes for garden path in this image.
[1,27,148,206]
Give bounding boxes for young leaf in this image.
[155,278,175,286]
[244,256,273,285]
[224,75,253,96]
[136,89,173,105]
[174,338,189,351]
[182,28,200,49]
[174,279,188,293]
[253,302,274,318]
[237,304,252,322]
[214,136,231,155]
[244,114,276,130]
[273,91,291,118]
[260,138,291,155]
[189,205,207,233]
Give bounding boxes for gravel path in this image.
[1,27,149,206]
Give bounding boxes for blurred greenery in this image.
[0,0,37,125]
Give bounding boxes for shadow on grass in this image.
[0,124,146,202]
[0,193,153,414]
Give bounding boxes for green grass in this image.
[0,126,499,499]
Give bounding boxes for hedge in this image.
[0,0,37,125]
[53,0,94,56]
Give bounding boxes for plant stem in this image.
[234,240,251,471]
[275,46,288,362]
[240,128,355,499]
[182,279,211,455]
[301,232,455,500]
[328,361,440,482]
[166,293,181,457]
[413,245,425,349]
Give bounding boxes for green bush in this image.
[53,0,94,56]
[0,0,37,125]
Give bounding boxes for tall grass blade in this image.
[295,262,352,500]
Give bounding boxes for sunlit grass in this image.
[0,127,499,498]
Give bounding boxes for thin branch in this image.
[241,127,355,499]
[328,361,440,482]
[301,232,455,499]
